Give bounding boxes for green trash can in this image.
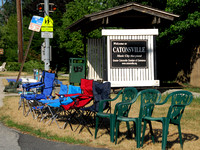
[69,58,85,85]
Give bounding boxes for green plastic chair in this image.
[94,87,138,142]
[141,90,193,150]
[115,89,161,148]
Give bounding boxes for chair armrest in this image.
[170,104,186,110]
[60,93,81,97]
[167,104,186,118]
[98,90,123,112]
[23,82,44,91]
[113,94,138,116]
[115,101,133,108]
[114,101,133,115]
[22,82,43,88]
[155,94,169,105]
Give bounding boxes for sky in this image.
[0,0,5,7]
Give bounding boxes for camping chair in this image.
[95,87,138,142]
[20,71,55,118]
[0,62,6,72]
[32,83,68,122]
[43,84,82,129]
[18,71,46,111]
[141,90,193,150]
[61,79,94,134]
[78,81,111,133]
[115,89,161,148]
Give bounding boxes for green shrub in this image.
[6,61,44,72]
[6,62,21,71]
[23,60,44,72]
[60,66,68,73]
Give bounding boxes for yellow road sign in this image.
[41,16,53,32]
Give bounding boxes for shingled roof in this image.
[67,2,179,33]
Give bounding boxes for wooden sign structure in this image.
[87,29,160,87]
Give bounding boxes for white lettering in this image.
[112,47,146,53]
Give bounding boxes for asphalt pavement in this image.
[0,77,108,150]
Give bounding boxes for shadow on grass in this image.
[142,129,199,149]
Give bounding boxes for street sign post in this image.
[44,0,51,71]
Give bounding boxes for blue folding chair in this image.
[20,71,56,118]
[39,84,82,128]
[32,83,67,121]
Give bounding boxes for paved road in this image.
[0,77,108,150]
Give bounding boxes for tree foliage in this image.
[160,0,200,45]
[0,0,200,78]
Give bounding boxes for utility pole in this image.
[44,0,50,71]
[16,0,23,63]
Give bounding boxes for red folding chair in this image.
[61,79,94,134]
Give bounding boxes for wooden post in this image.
[16,0,23,63]
[16,31,35,82]
[83,34,87,79]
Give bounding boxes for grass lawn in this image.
[0,71,200,149]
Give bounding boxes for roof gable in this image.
[67,2,179,33]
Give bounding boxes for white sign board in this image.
[41,32,53,38]
[28,16,44,32]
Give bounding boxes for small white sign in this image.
[41,32,53,38]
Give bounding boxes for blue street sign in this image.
[31,16,44,26]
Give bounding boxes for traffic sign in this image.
[28,16,44,32]
[41,16,53,32]
[41,32,53,38]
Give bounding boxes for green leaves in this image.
[160,11,200,45]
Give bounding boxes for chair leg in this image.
[136,120,141,148]
[162,120,169,150]
[21,98,27,116]
[115,120,120,144]
[95,116,99,139]
[141,120,147,147]
[178,124,183,148]
[63,109,79,131]
[18,97,22,110]
[110,116,115,142]
[76,111,93,136]
[25,100,35,118]
[148,121,155,144]
[126,121,131,137]
[46,108,63,129]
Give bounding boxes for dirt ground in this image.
[0,72,199,150]
[1,91,199,150]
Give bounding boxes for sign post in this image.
[17,16,43,82]
[43,0,51,71]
